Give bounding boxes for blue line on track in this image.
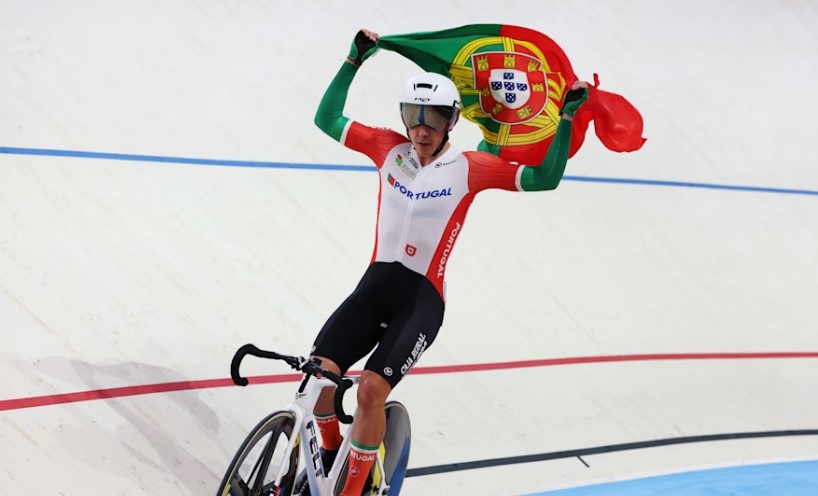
[2,146,817,196]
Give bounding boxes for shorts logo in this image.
[405,244,417,256]
[400,333,427,375]
[383,367,393,376]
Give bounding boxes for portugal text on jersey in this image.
[340,121,525,299]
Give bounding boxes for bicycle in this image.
[218,344,412,496]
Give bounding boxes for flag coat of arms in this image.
[378,24,646,165]
[475,51,549,124]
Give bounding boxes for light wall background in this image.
[1,1,817,495]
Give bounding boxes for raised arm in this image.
[313,30,379,142]
[519,81,589,191]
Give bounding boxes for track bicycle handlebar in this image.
[230,343,355,424]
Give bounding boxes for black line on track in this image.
[405,429,818,477]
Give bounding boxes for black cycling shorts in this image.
[310,261,445,389]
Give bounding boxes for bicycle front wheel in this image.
[217,410,300,496]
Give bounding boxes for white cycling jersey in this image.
[341,121,526,299]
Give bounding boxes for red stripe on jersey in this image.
[463,151,522,192]
[342,122,407,263]
[426,192,477,298]
[344,122,408,168]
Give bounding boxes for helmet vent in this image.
[414,83,437,91]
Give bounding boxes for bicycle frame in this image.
[289,374,390,496]
[290,374,355,495]
[228,344,392,496]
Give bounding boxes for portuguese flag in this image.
[378,24,646,164]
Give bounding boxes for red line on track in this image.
[1,352,816,412]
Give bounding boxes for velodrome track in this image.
[2,1,817,494]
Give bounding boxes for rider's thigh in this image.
[365,285,444,388]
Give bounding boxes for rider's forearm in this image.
[313,61,358,142]
[519,118,573,192]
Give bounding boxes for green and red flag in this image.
[378,24,646,164]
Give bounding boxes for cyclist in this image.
[306,29,589,495]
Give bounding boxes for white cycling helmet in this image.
[399,73,461,132]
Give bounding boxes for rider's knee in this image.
[356,371,391,410]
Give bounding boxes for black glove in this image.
[347,30,378,66]
[560,86,589,118]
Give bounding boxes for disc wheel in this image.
[217,410,300,496]
[382,401,411,495]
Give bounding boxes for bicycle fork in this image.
[303,412,334,493]
[371,443,390,496]
[290,374,343,495]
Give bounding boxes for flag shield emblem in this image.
[473,52,548,125]
[489,69,530,109]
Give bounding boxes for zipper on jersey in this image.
[396,160,423,259]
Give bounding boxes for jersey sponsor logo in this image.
[395,153,417,179]
[437,222,462,278]
[435,158,457,168]
[405,244,417,256]
[407,155,420,169]
[400,332,427,375]
[387,174,452,200]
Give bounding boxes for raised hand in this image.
[347,29,380,66]
[560,80,590,119]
